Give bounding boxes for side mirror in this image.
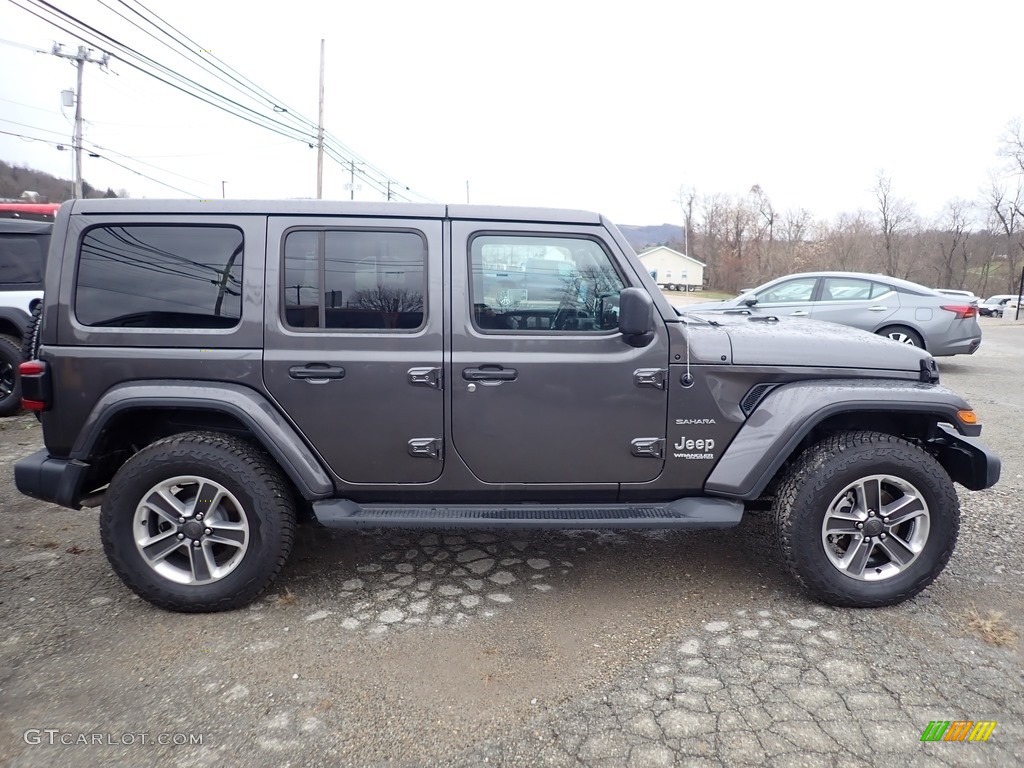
[743,296,758,307]
[618,287,655,344]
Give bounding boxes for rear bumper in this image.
[931,424,1001,491]
[14,449,91,509]
[931,335,982,357]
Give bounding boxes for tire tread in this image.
[771,430,959,608]
[100,430,297,613]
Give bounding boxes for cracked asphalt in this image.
[1,319,1021,767]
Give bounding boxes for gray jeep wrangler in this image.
[14,199,1000,613]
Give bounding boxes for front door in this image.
[263,217,444,484]
[449,221,669,484]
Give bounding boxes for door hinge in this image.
[408,366,443,389]
[631,437,665,459]
[633,368,667,389]
[408,437,443,459]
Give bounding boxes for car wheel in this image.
[878,325,924,348]
[772,431,958,607]
[0,334,24,417]
[100,431,297,612]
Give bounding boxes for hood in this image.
[704,314,933,372]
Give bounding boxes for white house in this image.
[636,246,706,291]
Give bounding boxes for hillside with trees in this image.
[625,122,1024,298]
[0,160,123,202]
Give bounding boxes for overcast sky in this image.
[1,0,1022,226]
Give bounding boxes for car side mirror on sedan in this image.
[742,296,759,307]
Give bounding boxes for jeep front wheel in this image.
[772,431,958,607]
[100,431,297,612]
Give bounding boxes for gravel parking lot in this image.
[1,319,1021,768]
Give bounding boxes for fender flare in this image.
[705,379,979,499]
[0,306,30,336]
[71,381,334,499]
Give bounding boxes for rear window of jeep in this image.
[75,225,243,328]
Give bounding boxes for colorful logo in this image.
[920,721,997,742]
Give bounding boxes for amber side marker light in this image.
[957,410,978,425]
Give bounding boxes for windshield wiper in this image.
[677,311,720,327]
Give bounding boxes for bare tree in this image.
[874,173,918,279]
[351,286,424,313]
[748,184,777,281]
[984,176,1024,293]
[821,211,875,273]
[935,200,972,289]
[674,184,697,256]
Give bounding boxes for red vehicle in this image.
[0,203,62,222]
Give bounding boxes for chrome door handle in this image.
[868,306,888,312]
[790,310,808,316]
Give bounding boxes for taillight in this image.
[19,360,49,412]
[941,304,977,319]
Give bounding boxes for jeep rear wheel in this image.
[772,431,958,607]
[0,334,23,417]
[100,431,297,612]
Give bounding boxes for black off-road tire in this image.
[0,334,24,417]
[21,302,42,362]
[772,431,959,608]
[100,431,297,613]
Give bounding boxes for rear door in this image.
[449,220,669,485]
[810,276,898,330]
[263,217,444,484]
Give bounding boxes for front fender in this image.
[71,381,334,499]
[705,379,980,499]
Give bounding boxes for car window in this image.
[75,225,243,328]
[283,229,427,331]
[755,277,816,304]
[470,235,625,332]
[0,234,47,284]
[819,277,891,301]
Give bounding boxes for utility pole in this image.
[316,39,325,199]
[51,44,109,199]
[348,160,365,200]
[466,180,470,203]
[221,180,227,199]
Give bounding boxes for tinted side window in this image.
[820,277,875,301]
[76,225,243,328]
[283,229,426,331]
[470,235,625,332]
[0,234,47,284]
[756,277,816,304]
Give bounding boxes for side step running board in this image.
[312,498,744,530]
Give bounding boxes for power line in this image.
[30,0,314,141]
[0,127,202,197]
[90,153,201,197]
[8,0,435,202]
[116,0,435,201]
[10,0,318,145]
